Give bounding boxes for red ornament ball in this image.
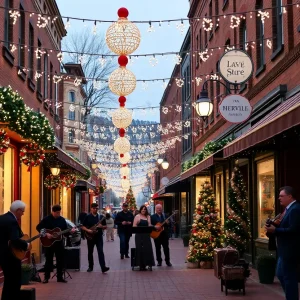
[119,96,126,107]
[119,128,125,137]
[118,7,129,18]
[118,55,128,67]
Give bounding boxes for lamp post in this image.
[195,79,231,120]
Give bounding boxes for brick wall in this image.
[188,0,300,153]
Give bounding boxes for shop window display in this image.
[257,158,275,238]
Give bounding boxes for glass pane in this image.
[257,158,275,239]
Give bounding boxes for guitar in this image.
[84,217,107,240]
[150,211,178,239]
[40,226,81,247]
[10,229,46,260]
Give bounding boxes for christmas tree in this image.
[125,186,137,211]
[187,181,223,263]
[224,166,251,256]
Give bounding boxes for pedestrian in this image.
[36,204,76,283]
[265,186,300,300]
[77,211,87,240]
[0,200,29,300]
[133,205,155,270]
[105,213,114,242]
[82,203,109,273]
[151,204,172,267]
[115,203,134,259]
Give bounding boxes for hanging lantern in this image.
[112,107,133,128]
[119,152,131,164]
[121,178,130,190]
[108,67,136,96]
[114,137,130,154]
[106,8,141,55]
[120,166,130,177]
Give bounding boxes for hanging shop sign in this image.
[219,95,252,123]
[219,49,253,84]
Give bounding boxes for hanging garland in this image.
[20,143,45,171]
[0,129,10,155]
[44,174,60,190]
[60,173,77,189]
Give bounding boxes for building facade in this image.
[183,0,300,264]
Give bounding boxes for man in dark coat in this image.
[265,186,300,300]
[0,200,29,300]
[115,203,134,259]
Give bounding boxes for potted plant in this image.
[21,263,33,285]
[256,254,276,284]
[182,234,190,247]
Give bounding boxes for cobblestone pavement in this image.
[4,233,286,300]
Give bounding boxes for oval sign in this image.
[219,95,252,123]
[219,49,253,84]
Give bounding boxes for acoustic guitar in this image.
[84,217,107,240]
[150,211,177,239]
[40,226,81,247]
[10,229,46,260]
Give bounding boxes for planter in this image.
[21,270,32,285]
[256,255,276,284]
[187,261,199,269]
[200,261,213,269]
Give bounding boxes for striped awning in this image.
[223,92,300,158]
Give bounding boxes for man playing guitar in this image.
[82,203,109,273]
[36,204,75,283]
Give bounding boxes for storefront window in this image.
[257,158,275,238]
[0,148,13,214]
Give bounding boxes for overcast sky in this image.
[56,0,189,122]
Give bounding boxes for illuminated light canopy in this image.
[112,107,132,128]
[114,137,131,154]
[108,67,136,96]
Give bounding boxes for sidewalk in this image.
[6,236,285,300]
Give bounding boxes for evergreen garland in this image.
[224,166,251,256]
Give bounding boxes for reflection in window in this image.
[257,158,275,238]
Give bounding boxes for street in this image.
[14,236,285,300]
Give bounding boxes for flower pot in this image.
[21,270,32,285]
[187,261,199,269]
[199,261,213,269]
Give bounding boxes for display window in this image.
[257,158,275,238]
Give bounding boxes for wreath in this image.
[0,129,10,155]
[20,143,45,171]
[60,173,77,189]
[44,174,60,190]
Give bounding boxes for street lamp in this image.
[195,79,231,119]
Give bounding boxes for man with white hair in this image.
[0,200,29,300]
[151,204,172,267]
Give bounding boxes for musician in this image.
[115,203,134,259]
[151,204,172,267]
[36,204,75,283]
[265,186,300,300]
[0,200,29,300]
[82,203,109,273]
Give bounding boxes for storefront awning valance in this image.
[223,93,300,158]
[180,151,223,181]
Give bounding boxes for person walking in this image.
[82,203,109,273]
[36,204,75,283]
[0,200,29,300]
[115,203,134,259]
[105,213,114,242]
[133,205,155,270]
[265,186,300,300]
[151,204,172,267]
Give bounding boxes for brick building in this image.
[180,0,300,263]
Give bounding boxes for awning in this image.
[223,93,300,158]
[180,150,223,181]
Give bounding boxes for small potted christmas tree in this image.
[188,181,224,269]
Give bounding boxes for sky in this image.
[56,0,190,122]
